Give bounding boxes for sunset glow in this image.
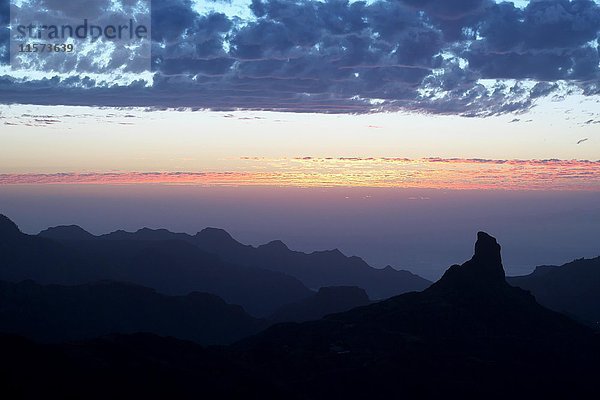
[2,157,599,191]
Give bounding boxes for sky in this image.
[0,1,599,279]
[2,0,600,113]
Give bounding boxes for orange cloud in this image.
[1,157,599,191]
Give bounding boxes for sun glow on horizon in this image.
[1,157,599,191]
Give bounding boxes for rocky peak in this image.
[472,232,502,266]
[431,231,507,292]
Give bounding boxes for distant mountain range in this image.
[1,231,597,399]
[38,219,432,299]
[36,218,600,326]
[1,214,310,316]
[509,257,600,326]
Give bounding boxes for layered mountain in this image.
[1,229,598,399]
[1,215,311,316]
[41,223,431,298]
[209,237,431,299]
[0,280,265,345]
[234,232,599,399]
[269,286,371,323]
[508,256,600,325]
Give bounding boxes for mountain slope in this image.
[1,215,312,316]
[0,280,265,345]
[193,229,431,297]
[217,238,431,298]
[44,223,432,298]
[508,256,600,325]
[234,232,599,399]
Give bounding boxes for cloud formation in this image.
[2,157,599,190]
[1,0,599,114]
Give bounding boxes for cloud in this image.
[464,0,600,80]
[0,0,599,114]
[0,0,8,64]
[399,0,493,40]
[152,0,200,42]
[0,172,257,185]
[2,157,599,190]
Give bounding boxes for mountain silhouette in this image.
[2,214,312,316]
[38,225,96,241]
[46,223,432,298]
[0,280,265,345]
[0,229,598,399]
[194,229,432,298]
[195,227,251,255]
[509,256,600,326]
[233,231,599,399]
[269,286,371,323]
[0,214,20,237]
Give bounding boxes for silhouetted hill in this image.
[509,256,600,326]
[39,225,96,241]
[0,280,265,345]
[1,214,312,316]
[0,333,291,400]
[80,225,431,298]
[195,227,251,255]
[234,232,599,399]
[269,286,371,323]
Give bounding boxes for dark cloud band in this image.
[1,0,599,114]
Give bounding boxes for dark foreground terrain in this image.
[1,226,598,399]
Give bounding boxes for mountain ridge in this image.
[40,222,432,298]
[2,214,312,316]
[233,231,598,398]
[509,256,600,325]
[1,225,598,398]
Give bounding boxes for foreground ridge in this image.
[234,231,598,399]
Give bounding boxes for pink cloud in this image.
[2,157,599,191]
